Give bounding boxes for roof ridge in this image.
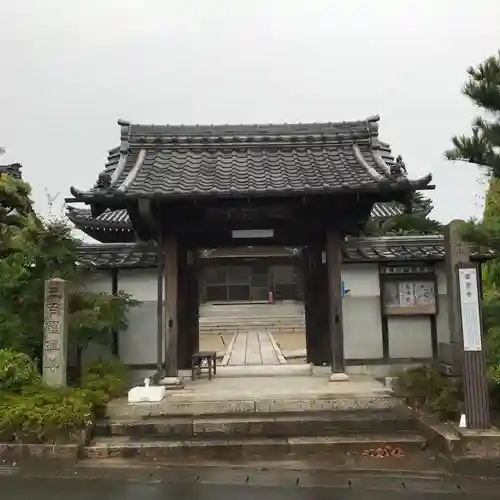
[117,115,380,130]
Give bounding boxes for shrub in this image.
[396,365,462,421]
[81,358,128,415]
[0,386,93,443]
[0,348,41,393]
[485,326,500,366]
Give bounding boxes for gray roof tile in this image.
[69,116,433,201]
[75,236,493,269]
[0,163,22,180]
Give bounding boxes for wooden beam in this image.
[111,268,119,356]
[326,229,345,373]
[164,236,179,377]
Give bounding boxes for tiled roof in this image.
[75,236,492,269]
[76,243,158,269]
[67,206,131,230]
[67,200,429,238]
[343,235,447,262]
[69,116,433,202]
[0,163,22,180]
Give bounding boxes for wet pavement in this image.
[1,464,500,499]
[1,475,500,499]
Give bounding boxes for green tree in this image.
[444,51,500,252]
[446,53,500,403]
[0,169,38,256]
[69,291,138,378]
[442,51,500,263]
[363,193,442,236]
[445,50,500,176]
[0,170,138,370]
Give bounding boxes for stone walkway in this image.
[223,331,286,366]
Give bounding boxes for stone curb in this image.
[413,410,500,477]
[107,395,403,419]
[95,411,417,440]
[84,433,426,462]
[0,427,92,464]
[0,443,81,463]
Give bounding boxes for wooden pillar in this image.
[164,236,178,377]
[156,245,164,374]
[326,229,345,375]
[111,268,119,357]
[177,248,200,369]
[303,245,318,364]
[303,242,330,365]
[187,251,200,365]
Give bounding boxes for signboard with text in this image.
[458,268,482,352]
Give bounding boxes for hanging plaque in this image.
[383,280,436,315]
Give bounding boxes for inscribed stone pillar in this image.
[43,278,68,387]
[443,220,470,373]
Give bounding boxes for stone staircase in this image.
[83,376,429,465]
[199,302,306,336]
[87,410,425,463]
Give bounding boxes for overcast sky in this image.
[1,0,499,230]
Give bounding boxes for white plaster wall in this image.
[341,264,380,297]
[116,268,158,301]
[117,269,158,366]
[388,316,433,358]
[342,264,384,359]
[80,271,113,294]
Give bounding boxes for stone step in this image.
[200,303,305,318]
[200,324,305,330]
[215,365,313,377]
[200,328,305,337]
[199,322,305,330]
[95,411,417,440]
[200,313,304,324]
[107,393,404,420]
[84,433,426,463]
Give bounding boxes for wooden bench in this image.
[191,351,217,381]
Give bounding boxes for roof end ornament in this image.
[94,170,113,191]
[390,155,408,179]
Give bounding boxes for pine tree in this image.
[444,52,500,252]
[445,51,500,176]
[363,192,442,236]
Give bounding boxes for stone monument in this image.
[442,220,470,374]
[43,278,68,387]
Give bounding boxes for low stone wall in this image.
[414,411,500,476]
[0,443,80,463]
[0,428,91,464]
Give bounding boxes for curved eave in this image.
[66,179,434,207]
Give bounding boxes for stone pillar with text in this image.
[43,278,69,387]
[442,220,470,374]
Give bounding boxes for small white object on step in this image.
[128,378,166,404]
[459,413,467,428]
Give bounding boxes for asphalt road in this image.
[1,468,500,499]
